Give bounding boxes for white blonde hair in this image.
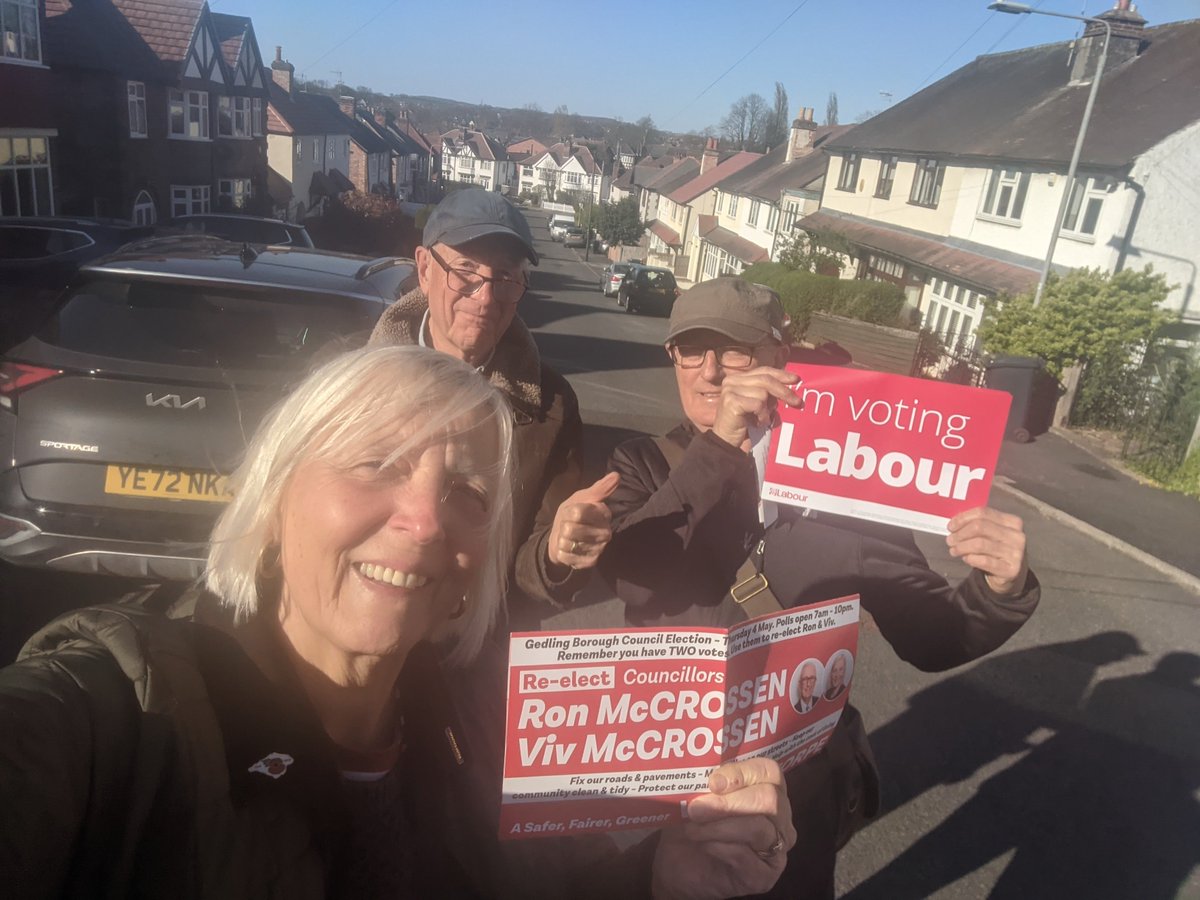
[206,345,514,665]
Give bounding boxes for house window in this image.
[170,184,210,217]
[909,157,943,208]
[715,192,723,214]
[1062,175,1115,237]
[168,90,209,140]
[0,135,52,215]
[343,138,349,156]
[1,0,40,62]
[837,153,860,192]
[480,160,492,171]
[313,140,319,163]
[295,139,302,159]
[728,194,739,216]
[566,172,582,185]
[127,82,148,138]
[766,205,779,231]
[328,142,335,159]
[748,201,760,227]
[218,96,251,138]
[131,190,156,225]
[875,156,897,199]
[218,178,252,209]
[251,98,264,136]
[979,168,1029,222]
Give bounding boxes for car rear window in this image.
[0,227,94,260]
[36,278,380,370]
[183,218,294,244]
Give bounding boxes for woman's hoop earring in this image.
[449,593,469,620]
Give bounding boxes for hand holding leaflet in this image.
[501,595,860,839]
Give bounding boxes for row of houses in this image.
[620,1,1198,347]
[0,0,439,227]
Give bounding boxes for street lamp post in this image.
[988,1,1112,307]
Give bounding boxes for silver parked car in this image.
[599,262,635,297]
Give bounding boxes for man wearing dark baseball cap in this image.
[370,188,617,622]
[600,276,1038,897]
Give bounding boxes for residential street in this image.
[521,208,1200,899]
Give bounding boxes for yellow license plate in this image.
[104,465,233,503]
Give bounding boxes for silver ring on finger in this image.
[754,826,785,861]
[571,539,582,554]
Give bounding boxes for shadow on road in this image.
[534,332,673,377]
[844,634,1200,899]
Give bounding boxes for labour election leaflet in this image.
[764,364,1012,534]
[500,595,859,839]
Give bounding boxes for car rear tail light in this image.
[0,362,64,411]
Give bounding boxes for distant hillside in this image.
[297,79,706,155]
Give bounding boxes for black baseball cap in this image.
[423,188,539,265]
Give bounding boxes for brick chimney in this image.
[700,137,719,174]
[270,46,294,96]
[1070,0,1147,84]
[338,96,356,119]
[785,107,818,163]
[374,108,393,128]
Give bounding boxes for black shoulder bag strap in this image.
[651,435,785,621]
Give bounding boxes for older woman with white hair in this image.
[0,345,794,899]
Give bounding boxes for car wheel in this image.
[616,291,626,309]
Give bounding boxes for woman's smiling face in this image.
[274,416,499,670]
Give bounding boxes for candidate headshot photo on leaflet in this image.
[823,650,854,703]
[791,659,825,715]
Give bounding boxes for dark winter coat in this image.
[600,423,1041,899]
[0,591,656,899]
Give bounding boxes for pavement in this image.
[993,427,1200,592]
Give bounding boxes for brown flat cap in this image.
[667,276,789,344]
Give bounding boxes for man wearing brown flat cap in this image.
[598,275,1040,898]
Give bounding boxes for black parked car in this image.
[616,264,680,316]
[0,236,414,580]
[165,213,314,247]
[0,217,154,348]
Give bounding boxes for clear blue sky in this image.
[220,0,1199,133]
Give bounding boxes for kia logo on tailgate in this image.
[146,393,207,410]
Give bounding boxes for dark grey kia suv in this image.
[0,235,414,579]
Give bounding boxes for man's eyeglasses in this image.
[668,343,758,370]
[428,246,527,304]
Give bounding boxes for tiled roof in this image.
[211,13,248,69]
[508,138,547,157]
[827,19,1200,170]
[117,0,204,61]
[719,125,854,202]
[315,97,390,154]
[442,129,503,162]
[649,220,682,248]
[667,151,763,205]
[392,119,434,154]
[643,157,701,195]
[43,0,185,75]
[799,209,1042,296]
[268,81,351,136]
[698,221,770,265]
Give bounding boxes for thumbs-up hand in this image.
[547,471,621,570]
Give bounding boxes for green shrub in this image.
[740,262,909,336]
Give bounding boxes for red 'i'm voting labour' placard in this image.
[763,364,1012,534]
